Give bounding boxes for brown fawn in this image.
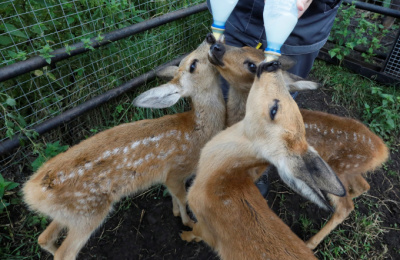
[207,41,389,249]
[22,35,225,260]
[182,61,346,260]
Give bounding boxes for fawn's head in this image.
[245,61,345,211]
[208,41,318,92]
[133,34,219,108]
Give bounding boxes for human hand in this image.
[297,0,312,18]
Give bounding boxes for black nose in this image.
[210,43,225,56]
[256,61,281,78]
[206,33,216,45]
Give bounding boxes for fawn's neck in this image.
[190,77,226,138]
[226,86,248,127]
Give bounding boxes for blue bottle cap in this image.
[211,22,225,29]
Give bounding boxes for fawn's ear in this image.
[133,84,181,108]
[287,81,320,92]
[282,72,320,92]
[276,146,345,212]
[156,66,178,80]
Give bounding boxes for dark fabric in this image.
[207,0,342,54]
[207,0,342,77]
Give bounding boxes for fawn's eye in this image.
[269,99,279,120]
[244,60,257,74]
[190,59,198,73]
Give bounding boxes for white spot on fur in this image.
[166,130,178,137]
[103,150,111,159]
[78,168,84,176]
[85,162,93,170]
[131,141,140,149]
[133,158,144,167]
[59,175,66,184]
[90,188,98,194]
[353,133,357,141]
[181,144,188,151]
[223,200,231,206]
[331,128,334,134]
[324,130,327,135]
[78,199,86,204]
[123,146,129,154]
[346,164,350,169]
[145,153,154,161]
[348,154,353,158]
[68,171,76,179]
[185,133,190,141]
[305,123,309,129]
[75,192,84,197]
[354,164,359,168]
[112,148,120,155]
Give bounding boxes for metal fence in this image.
[0,0,210,178]
[1,0,400,179]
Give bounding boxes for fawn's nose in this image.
[210,43,226,59]
[206,33,216,45]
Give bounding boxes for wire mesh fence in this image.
[0,0,211,177]
[1,0,400,178]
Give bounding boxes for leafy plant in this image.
[39,44,55,64]
[0,174,20,214]
[31,141,69,171]
[329,4,389,63]
[81,38,95,51]
[363,87,400,142]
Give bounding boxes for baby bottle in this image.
[263,0,298,61]
[210,0,239,41]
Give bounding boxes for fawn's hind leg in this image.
[172,196,180,217]
[306,195,355,250]
[306,174,370,250]
[38,220,64,255]
[347,175,370,199]
[165,175,194,228]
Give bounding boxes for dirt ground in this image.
[32,84,400,260]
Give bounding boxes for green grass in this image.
[310,60,400,146]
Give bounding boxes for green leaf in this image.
[1,23,29,39]
[5,97,16,106]
[34,70,43,77]
[5,120,15,129]
[45,58,52,64]
[46,72,57,81]
[387,118,395,129]
[5,182,19,191]
[0,35,12,46]
[0,186,4,199]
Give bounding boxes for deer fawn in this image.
[182,61,346,260]
[22,35,225,260]
[207,41,389,249]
